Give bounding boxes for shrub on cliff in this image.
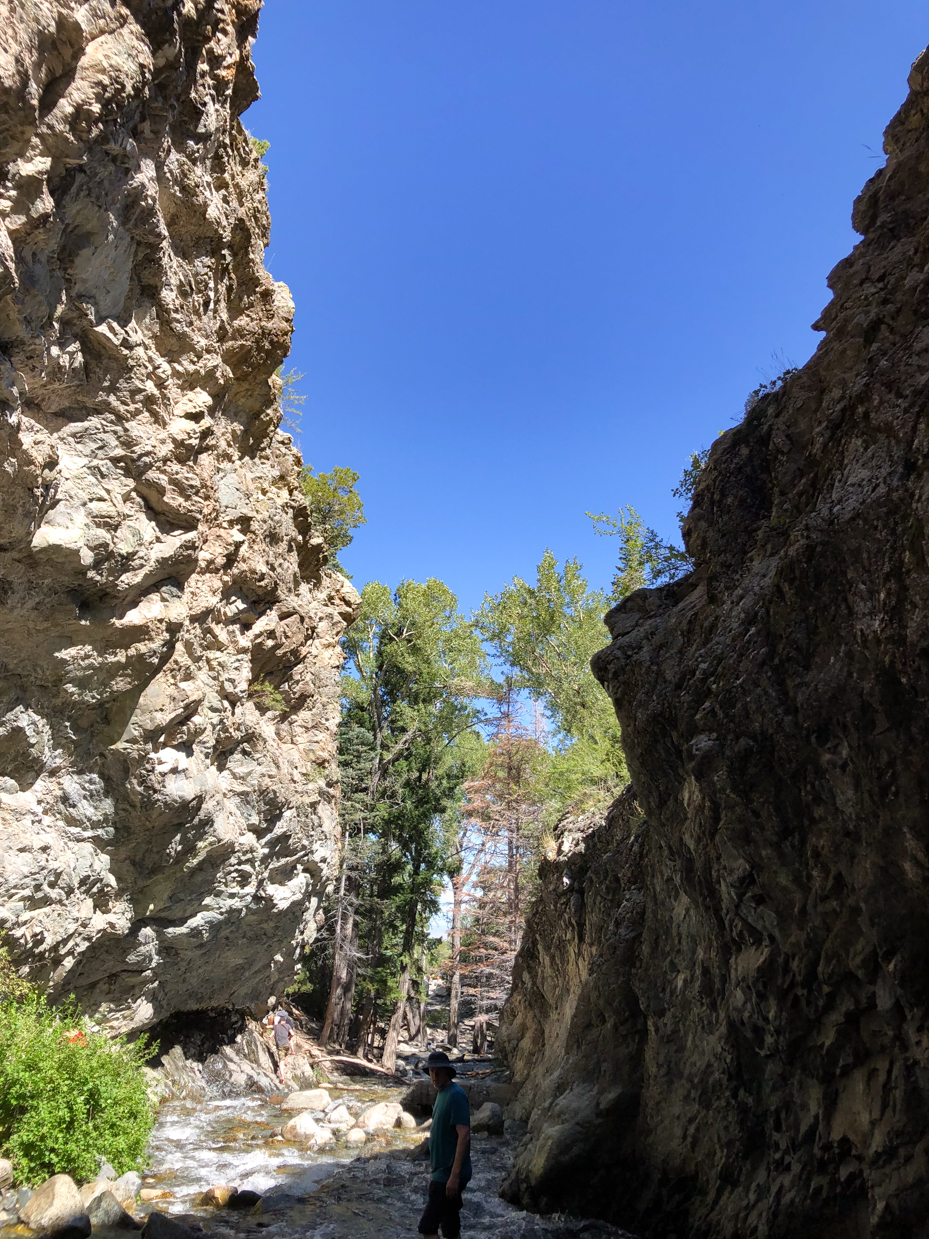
[301,463,366,563]
[0,996,154,1185]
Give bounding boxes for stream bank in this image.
[141,1093,635,1239]
[136,1034,638,1239]
[0,1025,637,1239]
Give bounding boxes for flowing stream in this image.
[133,1061,633,1239]
[143,1082,421,1214]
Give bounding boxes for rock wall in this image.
[501,47,929,1239]
[0,0,356,1031]
[149,1013,302,1101]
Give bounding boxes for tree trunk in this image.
[320,868,352,1047]
[508,814,520,955]
[381,963,412,1072]
[353,991,376,1058]
[406,993,425,1042]
[332,916,359,1045]
[472,1014,488,1055]
[447,872,464,1046]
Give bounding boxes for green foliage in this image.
[588,506,693,601]
[301,465,366,561]
[248,677,286,712]
[477,552,613,737]
[476,553,627,819]
[324,578,488,1046]
[0,996,154,1185]
[271,369,365,572]
[341,577,488,884]
[672,447,711,525]
[248,134,270,175]
[286,940,332,1021]
[276,366,306,433]
[534,728,627,814]
[344,578,488,723]
[743,366,799,417]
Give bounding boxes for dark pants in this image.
[418,1179,465,1238]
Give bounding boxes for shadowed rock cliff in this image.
[501,46,929,1239]
[0,1,356,1030]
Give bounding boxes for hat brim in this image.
[427,1060,457,1077]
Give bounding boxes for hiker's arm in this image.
[446,1125,470,1196]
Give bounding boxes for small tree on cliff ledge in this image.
[301,464,366,572]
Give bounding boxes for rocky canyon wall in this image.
[501,47,929,1239]
[0,0,356,1031]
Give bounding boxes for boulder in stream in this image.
[357,1101,404,1131]
[0,1161,12,1191]
[281,1111,327,1145]
[80,1182,108,1208]
[111,1173,142,1209]
[280,1088,331,1111]
[227,1191,262,1210]
[20,1175,84,1230]
[141,1212,200,1239]
[345,1128,368,1145]
[199,1186,238,1208]
[471,1102,505,1135]
[86,1190,141,1230]
[46,1217,91,1239]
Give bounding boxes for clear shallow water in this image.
[144,1083,422,1211]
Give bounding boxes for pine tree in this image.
[320,578,487,1068]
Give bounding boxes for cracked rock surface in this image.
[0,0,356,1030]
[502,46,929,1239]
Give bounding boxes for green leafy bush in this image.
[248,134,270,176]
[0,996,154,1185]
[301,464,366,558]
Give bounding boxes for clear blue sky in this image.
[248,2,926,613]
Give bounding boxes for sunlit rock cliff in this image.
[501,46,929,1239]
[0,0,356,1031]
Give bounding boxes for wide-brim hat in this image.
[426,1050,457,1076]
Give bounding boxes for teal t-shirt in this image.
[429,1081,472,1184]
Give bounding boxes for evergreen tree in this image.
[321,578,487,1069]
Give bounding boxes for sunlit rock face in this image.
[501,47,929,1239]
[0,0,356,1031]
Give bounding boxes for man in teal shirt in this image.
[417,1051,471,1239]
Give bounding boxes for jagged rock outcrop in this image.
[502,46,929,1239]
[148,1013,316,1100]
[0,1,356,1030]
